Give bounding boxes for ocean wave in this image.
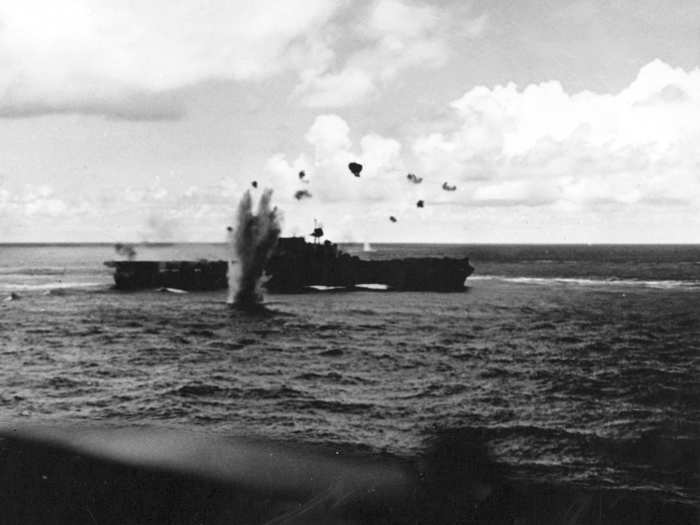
[0,266,108,276]
[469,275,700,289]
[295,371,374,385]
[0,267,68,276]
[0,281,107,292]
[171,384,306,400]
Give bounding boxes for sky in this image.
[0,0,699,243]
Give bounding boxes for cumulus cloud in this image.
[266,114,404,202]
[0,176,258,241]
[261,113,410,238]
[305,114,353,160]
[256,60,700,240]
[0,0,342,119]
[0,185,99,241]
[412,59,700,209]
[0,185,72,217]
[3,60,698,242]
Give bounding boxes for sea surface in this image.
[0,243,698,507]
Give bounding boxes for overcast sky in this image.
[0,0,699,243]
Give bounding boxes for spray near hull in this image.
[228,189,281,308]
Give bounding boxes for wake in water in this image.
[227,189,281,309]
[470,275,700,289]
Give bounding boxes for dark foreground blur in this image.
[0,425,696,524]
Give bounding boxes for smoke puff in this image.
[294,189,312,200]
[348,162,363,177]
[115,243,137,260]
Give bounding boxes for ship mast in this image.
[311,219,324,244]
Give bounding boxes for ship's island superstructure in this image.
[104,237,474,292]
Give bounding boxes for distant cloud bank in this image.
[260,60,700,239]
[412,59,700,209]
[0,0,697,242]
[271,60,700,208]
[0,0,487,118]
[2,60,698,242]
[0,0,342,119]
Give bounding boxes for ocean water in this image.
[0,243,698,507]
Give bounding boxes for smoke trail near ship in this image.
[227,189,281,308]
[114,243,137,260]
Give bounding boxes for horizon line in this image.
[2,241,700,247]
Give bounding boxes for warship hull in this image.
[105,238,474,292]
[103,260,229,291]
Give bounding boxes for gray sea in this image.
[1,243,698,507]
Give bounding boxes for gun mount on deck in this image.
[105,237,474,292]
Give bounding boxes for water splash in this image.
[227,189,281,308]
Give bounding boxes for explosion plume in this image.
[227,189,281,308]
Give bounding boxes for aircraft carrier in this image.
[105,237,474,292]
